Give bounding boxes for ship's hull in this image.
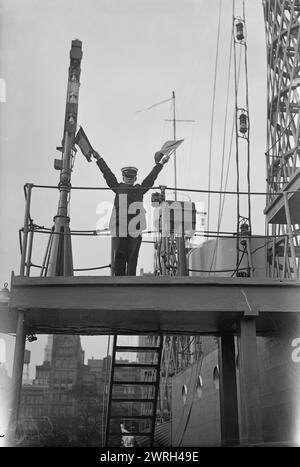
[155,335,300,446]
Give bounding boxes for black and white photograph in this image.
[0,0,300,453]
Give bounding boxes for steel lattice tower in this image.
[263,0,300,278]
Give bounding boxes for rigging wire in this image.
[265,114,296,155]
[243,0,252,233]
[233,0,240,256]
[177,352,204,446]
[232,0,252,272]
[136,97,173,113]
[26,183,300,195]
[217,35,233,235]
[230,244,247,277]
[208,20,243,274]
[160,100,174,187]
[207,0,222,233]
[208,27,234,274]
[216,15,242,244]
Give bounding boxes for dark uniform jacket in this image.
[97,158,163,236]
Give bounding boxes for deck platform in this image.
[5,274,300,335]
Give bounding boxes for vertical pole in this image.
[271,235,275,278]
[20,184,33,276]
[176,237,187,276]
[25,227,34,277]
[7,311,26,445]
[283,193,298,278]
[237,317,262,445]
[218,333,239,446]
[245,237,254,277]
[110,237,115,276]
[283,235,288,278]
[161,203,168,275]
[172,91,177,201]
[47,40,82,277]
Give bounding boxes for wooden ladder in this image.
[105,335,163,447]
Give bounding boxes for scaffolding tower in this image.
[263,0,300,279]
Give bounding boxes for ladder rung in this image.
[110,415,154,420]
[113,381,156,386]
[116,346,160,352]
[111,398,155,403]
[114,363,159,368]
[110,432,152,437]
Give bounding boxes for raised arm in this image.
[93,151,119,191]
[141,153,170,193]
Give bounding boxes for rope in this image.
[210,24,234,274]
[207,0,222,233]
[243,0,252,233]
[163,186,300,195]
[210,4,243,274]
[23,229,110,237]
[73,265,111,272]
[192,232,291,239]
[231,245,247,277]
[136,97,172,113]
[265,114,296,156]
[217,35,233,235]
[171,351,203,446]
[218,46,242,216]
[30,263,43,269]
[233,0,240,264]
[188,266,250,273]
[24,182,300,196]
[21,227,161,237]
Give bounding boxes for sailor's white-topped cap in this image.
[121,166,138,177]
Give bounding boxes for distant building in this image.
[19,336,107,446]
[44,336,53,363]
[19,336,139,446]
[0,362,11,444]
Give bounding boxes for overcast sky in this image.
[0,0,267,377]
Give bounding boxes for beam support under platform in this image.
[7,311,26,445]
[237,317,262,445]
[8,275,300,335]
[218,333,239,446]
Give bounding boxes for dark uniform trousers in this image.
[113,236,142,276]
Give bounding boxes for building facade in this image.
[19,336,108,446]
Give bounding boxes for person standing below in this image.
[92,150,170,276]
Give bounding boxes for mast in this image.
[172,91,177,201]
[232,0,252,275]
[47,40,83,276]
[165,91,195,200]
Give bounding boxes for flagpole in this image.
[164,92,195,200]
[172,91,177,201]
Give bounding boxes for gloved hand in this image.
[92,151,101,161]
[160,154,170,165]
[154,151,163,164]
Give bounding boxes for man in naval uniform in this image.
[92,150,170,276]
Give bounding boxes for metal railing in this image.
[18,182,300,279]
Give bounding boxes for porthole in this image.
[196,375,203,398]
[182,384,187,404]
[213,365,219,390]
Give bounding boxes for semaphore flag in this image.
[74,126,94,162]
[159,139,184,156]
